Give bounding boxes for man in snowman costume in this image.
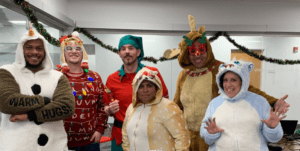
[0,23,75,151]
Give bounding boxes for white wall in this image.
[0,25,62,67]
[262,37,300,121]
[27,0,69,17]
[24,0,74,30]
[68,0,300,32]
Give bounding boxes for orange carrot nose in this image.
[28,30,34,36]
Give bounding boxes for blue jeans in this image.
[68,143,100,151]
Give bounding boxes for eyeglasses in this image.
[24,46,44,51]
[188,43,207,56]
[64,45,83,53]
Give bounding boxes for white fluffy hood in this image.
[13,29,53,72]
[216,59,254,101]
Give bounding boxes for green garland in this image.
[15,0,60,46]
[14,0,300,65]
[74,27,118,53]
[73,27,177,64]
[223,32,300,65]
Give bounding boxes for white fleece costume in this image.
[200,60,283,151]
[0,29,74,151]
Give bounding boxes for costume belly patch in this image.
[181,71,212,131]
[213,99,261,150]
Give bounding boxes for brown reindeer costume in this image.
[164,15,278,151]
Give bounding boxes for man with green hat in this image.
[105,35,169,150]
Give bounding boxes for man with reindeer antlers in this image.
[164,15,290,151]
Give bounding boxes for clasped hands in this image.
[10,100,54,122]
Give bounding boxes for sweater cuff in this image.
[264,122,281,133]
[104,106,114,116]
[96,127,105,135]
[27,110,37,121]
[43,97,51,105]
[27,110,43,125]
[205,129,222,139]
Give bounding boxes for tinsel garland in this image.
[73,27,121,54]
[14,0,300,65]
[223,32,300,65]
[14,0,60,47]
[73,27,177,64]
[208,32,223,42]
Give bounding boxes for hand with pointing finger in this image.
[274,95,290,115]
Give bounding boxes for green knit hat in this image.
[118,35,144,62]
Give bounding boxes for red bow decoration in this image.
[59,35,68,44]
[141,71,155,79]
[59,35,80,44]
[142,71,150,76]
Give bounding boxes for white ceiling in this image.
[67,0,300,2]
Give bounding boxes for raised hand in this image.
[262,107,287,129]
[274,95,290,115]
[204,118,224,134]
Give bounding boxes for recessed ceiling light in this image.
[9,21,26,24]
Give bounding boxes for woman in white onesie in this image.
[200,59,285,151]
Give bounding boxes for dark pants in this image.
[68,143,100,151]
[189,129,209,151]
[111,138,123,151]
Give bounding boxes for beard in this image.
[25,56,45,68]
[122,55,138,65]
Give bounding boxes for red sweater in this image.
[106,66,168,145]
[61,70,111,147]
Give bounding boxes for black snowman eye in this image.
[234,61,240,65]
